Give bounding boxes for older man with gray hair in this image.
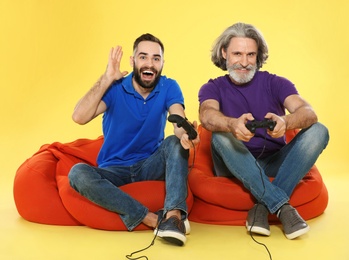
[199,22,329,239]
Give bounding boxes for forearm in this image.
[200,107,235,132]
[168,104,187,139]
[72,74,113,125]
[283,106,318,130]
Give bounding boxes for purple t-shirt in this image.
[198,71,298,158]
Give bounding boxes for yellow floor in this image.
[1,161,348,260]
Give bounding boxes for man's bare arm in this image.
[72,75,111,125]
[199,99,255,142]
[72,45,128,125]
[199,99,236,132]
[282,94,318,130]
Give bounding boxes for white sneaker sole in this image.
[246,222,271,236]
[285,225,310,240]
[157,230,187,246]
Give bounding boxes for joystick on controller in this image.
[245,118,276,133]
[168,114,197,140]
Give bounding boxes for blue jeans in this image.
[211,123,329,214]
[68,135,189,231]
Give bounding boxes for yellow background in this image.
[1,1,349,259]
[1,0,348,184]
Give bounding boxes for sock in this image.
[276,203,290,218]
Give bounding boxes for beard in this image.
[227,63,257,84]
[133,66,162,89]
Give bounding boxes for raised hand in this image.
[105,45,128,82]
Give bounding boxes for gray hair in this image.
[211,22,269,70]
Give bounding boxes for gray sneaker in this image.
[154,210,190,235]
[277,204,310,239]
[246,204,271,236]
[156,216,186,246]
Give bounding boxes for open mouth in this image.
[141,69,156,81]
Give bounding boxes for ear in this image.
[221,48,227,59]
[129,56,134,67]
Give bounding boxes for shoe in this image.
[246,204,271,236]
[156,216,186,246]
[155,210,191,235]
[277,204,310,240]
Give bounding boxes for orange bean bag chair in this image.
[188,125,328,225]
[14,136,194,231]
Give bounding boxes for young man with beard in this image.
[69,33,199,246]
[198,23,329,239]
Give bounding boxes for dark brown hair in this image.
[133,33,164,55]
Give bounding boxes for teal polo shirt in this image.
[97,73,184,167]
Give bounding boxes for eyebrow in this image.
[138,52,162,58]
[232,51,257,55]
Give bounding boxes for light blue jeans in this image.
[68,135,189,231]
[211,122,329,214]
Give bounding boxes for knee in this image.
[316,122,329,139]
[310,122,330,147]
[300,123,329,153]
[212,132,245,151]
[68,163,90,189]
[212,132,229,145]
[164,135,181,149]
[164,135,189,158]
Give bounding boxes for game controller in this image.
[167,114,197,140]
[245,118,276,133]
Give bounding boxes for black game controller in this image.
[168,114,197,140]
[245,118,276,133]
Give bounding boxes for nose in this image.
[239,55,249,67]
[144,57,155,67]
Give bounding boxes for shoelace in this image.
[253,205,268,223]
[170,216,185,232]
[280,208,302,227]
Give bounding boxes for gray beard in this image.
[227,64,257,84]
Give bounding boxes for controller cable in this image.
[125,130,272,259]
[248,131,272,260]
[125,139,196,260]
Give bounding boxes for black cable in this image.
[248,131,273,260]
[125,140,196,260]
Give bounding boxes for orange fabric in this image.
[188,125,328,225]
[14,136,193,231]
[14,127,327,228]
[14,151,80,225]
